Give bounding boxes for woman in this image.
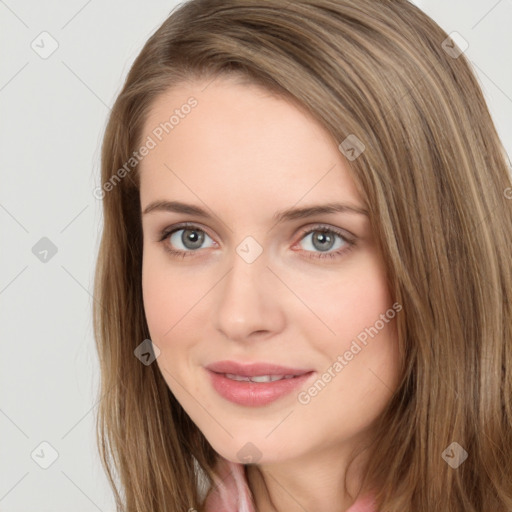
[93,1,512,511]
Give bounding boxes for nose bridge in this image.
[213,241,284,341]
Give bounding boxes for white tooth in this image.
[225,373,251,381]
[250,375,272,383]
[249,375,285,383]
[223,373,296,383]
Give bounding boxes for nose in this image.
[212,247,286,343]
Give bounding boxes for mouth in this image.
[221,373,299,383]
[205,360,313,378]
[205,360,315,407]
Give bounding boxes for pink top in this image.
[203,457,377,512]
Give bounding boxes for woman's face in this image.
[139,76,401,466]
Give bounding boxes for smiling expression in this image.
[139,75,401,465]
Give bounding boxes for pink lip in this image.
[205,360,312,377]
[205,360,315,407]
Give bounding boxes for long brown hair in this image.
[93,1,512,510]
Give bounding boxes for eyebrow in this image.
[142,200,368,223]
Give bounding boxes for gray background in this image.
[0,1,510,510]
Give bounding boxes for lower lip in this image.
[206,369,315,407]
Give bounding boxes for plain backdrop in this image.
[0,1,511,510]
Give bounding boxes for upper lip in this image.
[206,360,313,377]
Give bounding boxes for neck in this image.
[246,443,372,512]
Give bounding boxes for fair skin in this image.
[139,75,401,512]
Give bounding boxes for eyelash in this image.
[157,222,356,261]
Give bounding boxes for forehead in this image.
[138,77,364,211]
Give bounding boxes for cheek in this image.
[141,253,218,394]
[142,265,171,340]
[141,261,200,395]
[298,268,400,432]
[293,254,393,347]
[142,264,188,357]
[142,252,203,340]
[293,253,400,394]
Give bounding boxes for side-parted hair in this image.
[93,1,512,510]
